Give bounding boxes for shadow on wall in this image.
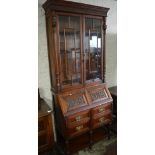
[106,33,117,87]
[39,87,53,109]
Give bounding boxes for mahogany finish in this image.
[38,99,54,154]
[42,0,112,154]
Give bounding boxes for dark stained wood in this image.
[109,86,117,116]
[56,127,108,154]
[42,0,111,154]
[102,17,107,83]
[109,86,117,96]
[104,141,117,155]
[109,86,117,133]
[43,0,109,93]
[38,99,54,154]
[43,0,109,17]
[55,83,113,154]
[91,103,112,115]
[67,110,89,123]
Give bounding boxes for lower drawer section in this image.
[57,126,108,154]
[38,133,48,147]
[67,122,90,138]
[92,102,112,115]
[38,117,47,132]
[92,113,112,129]
[67,132,90,154]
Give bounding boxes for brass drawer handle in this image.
[75,116,81,121]
[99,117,104,122]
[76,125,83,131]
[99,107,104,112]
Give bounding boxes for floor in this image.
[42,133,117,155]
[73,134,117,155]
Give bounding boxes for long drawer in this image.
[66,110,89,124]
[67,122,90,138]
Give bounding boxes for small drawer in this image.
[92,113,112,129]
[92,109,111,119]
[68,122,89,137]
[67,110,89,123]
[67,117,90,128]
[38,117,47,132]
[38,133,48,147]
[92,102,112,115]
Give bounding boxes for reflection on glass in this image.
[85,18,102,82]
[90,36,97,47]
[59,15,81,86]
[90,36,101,48]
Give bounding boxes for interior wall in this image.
[38,0,117,108]
[38,3,52,107]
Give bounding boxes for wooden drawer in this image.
[92,109,111,119]
[92,112,112,129]
[92,102,111,115]
[67,110,89,123]
[67,122,90,138]
[38,132,48,148]
[67,117,90,128]
[38,117,47,132]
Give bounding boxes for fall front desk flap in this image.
[57,83,113,116]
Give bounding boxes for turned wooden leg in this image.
[89,130,93,149]
[107,125,111,140]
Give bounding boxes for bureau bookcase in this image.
[43,0,113,154]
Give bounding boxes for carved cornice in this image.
[43,0,109,17]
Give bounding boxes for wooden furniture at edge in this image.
[109,86,117,133]
[38,98,54,154]
[109,86,117,116]
[42,0,112,154]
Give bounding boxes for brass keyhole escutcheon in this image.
[99,107,104,112]
[99,117,104,122]
[75,116,81,121]
[76,125,83,131]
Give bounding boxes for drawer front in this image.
[67,110,89,123]
[38,117,47,132]
[67,117,90,128]
[38,133,48,147]
[92,113,112,129]
[92,109,111,119]
[68,122,89,138]
[92,102,112,115]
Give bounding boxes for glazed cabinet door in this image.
[58,14,83,88]
[84,16,104,83]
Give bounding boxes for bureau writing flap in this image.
[57,89,88,115]
[86,83,112,104]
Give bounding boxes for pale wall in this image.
[38,0,117,108]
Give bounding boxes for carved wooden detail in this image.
[52,16,57,28]
[90,89,107,101]
[66,96,86,108]
[42,0,112,154]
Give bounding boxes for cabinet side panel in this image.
[45,15,57,91]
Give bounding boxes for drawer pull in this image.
[99,107,104,112]
[99,117,104,122]
[75,116,81,121]
[76,125,83,131]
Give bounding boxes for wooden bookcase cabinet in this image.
[43,0,112,154]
